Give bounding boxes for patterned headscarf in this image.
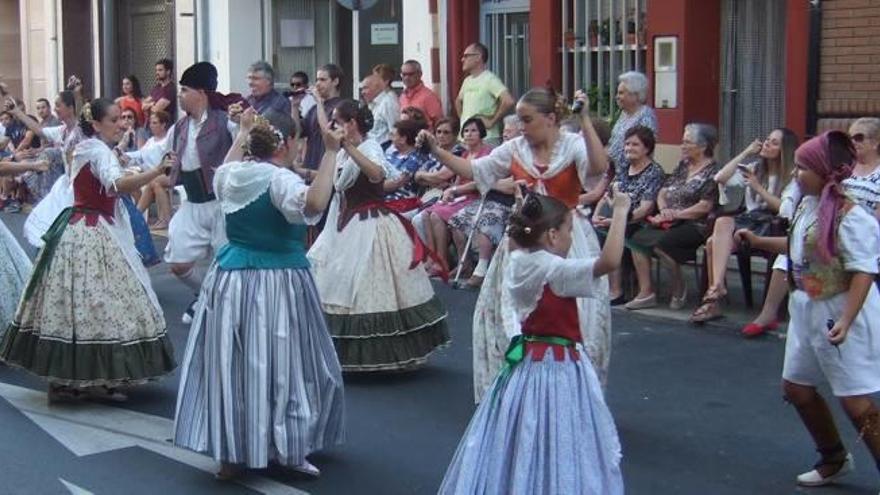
[793,131,854,262]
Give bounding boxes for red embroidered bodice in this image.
[521,285,581,361]
[71,165,116,226]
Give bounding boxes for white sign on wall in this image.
[371,23,399,45]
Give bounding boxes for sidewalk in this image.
[615,251,788,341]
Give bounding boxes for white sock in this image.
[473,258,490,277]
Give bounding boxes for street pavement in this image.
[0,211,878,495]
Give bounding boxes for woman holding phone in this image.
[689,128,798,323]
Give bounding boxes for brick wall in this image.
[817,0,880,130]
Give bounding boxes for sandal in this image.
[689,288,726,324]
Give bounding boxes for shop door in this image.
[116,0,174,99]
[719,0,786,160]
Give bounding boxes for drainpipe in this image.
[101,0,118,98]
[806,0,821,136]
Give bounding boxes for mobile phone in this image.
[737,163,754,174]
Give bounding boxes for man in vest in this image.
[130,62,236,323]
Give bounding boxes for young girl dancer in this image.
[438,187,630,495]
[737,131,880,488]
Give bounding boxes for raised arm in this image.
[417,130,474,179]
[714,139,762,185]
[574,90,609,177]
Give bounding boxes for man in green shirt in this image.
[455,42,515,145]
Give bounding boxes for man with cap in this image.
[126,61,238,323]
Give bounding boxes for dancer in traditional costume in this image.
[126,62,237,322]
[0,217,31,329]
[308,99,450,372]
[738,131,880,489]
[2,87,84,249]
[0,99,175,401]
[438,190,628,495]
[420,88,609,401]
[174,109,344,479]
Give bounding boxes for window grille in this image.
[560,0,647,119]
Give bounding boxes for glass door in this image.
[481,1,530,99]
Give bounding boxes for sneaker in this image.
[181,299,197,325]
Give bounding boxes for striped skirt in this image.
[173,265,345,468]
[439,345,623,495]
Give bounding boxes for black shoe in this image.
[610,294,627,306]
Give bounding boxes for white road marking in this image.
[0,382,308,495]
[59,478,95,495]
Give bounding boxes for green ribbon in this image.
[23,207,74,301]
[489,334,576,404]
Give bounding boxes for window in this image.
[481,0,530,99]
[560,0,647,119]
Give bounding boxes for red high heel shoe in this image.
[741,320,779,338]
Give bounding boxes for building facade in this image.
[2,0,877,165]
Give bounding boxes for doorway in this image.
[719,0,786,160]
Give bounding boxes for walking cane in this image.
[452,194,487,289]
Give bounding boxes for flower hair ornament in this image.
[242,114,286,155]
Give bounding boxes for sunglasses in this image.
[851,133,866,143]
[290,81,306,88]
[461,53,480,58]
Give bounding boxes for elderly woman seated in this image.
[384,118,443,216]
[625,123,721,310]
[419,117,493,274]
[443,115,522,285]
[690,127,799,323]
[592,125,665,304]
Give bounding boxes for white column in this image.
[203,0,263,94]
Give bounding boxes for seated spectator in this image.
[35,98,61,128]
[741,118,878,337]
[592,125,665,304]
[400,106,429,129]
[115,74,145,133]
[384,118,441,216]
[501,114,522,142]
[422,117,493,273]
[135,110,174,230]
[117,107,148,153]
[625,123,720,310]
[690,128,798,323]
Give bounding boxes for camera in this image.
[571,99,585,115]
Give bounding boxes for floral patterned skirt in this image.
[447,198,513,246]
[0,214,175,387]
